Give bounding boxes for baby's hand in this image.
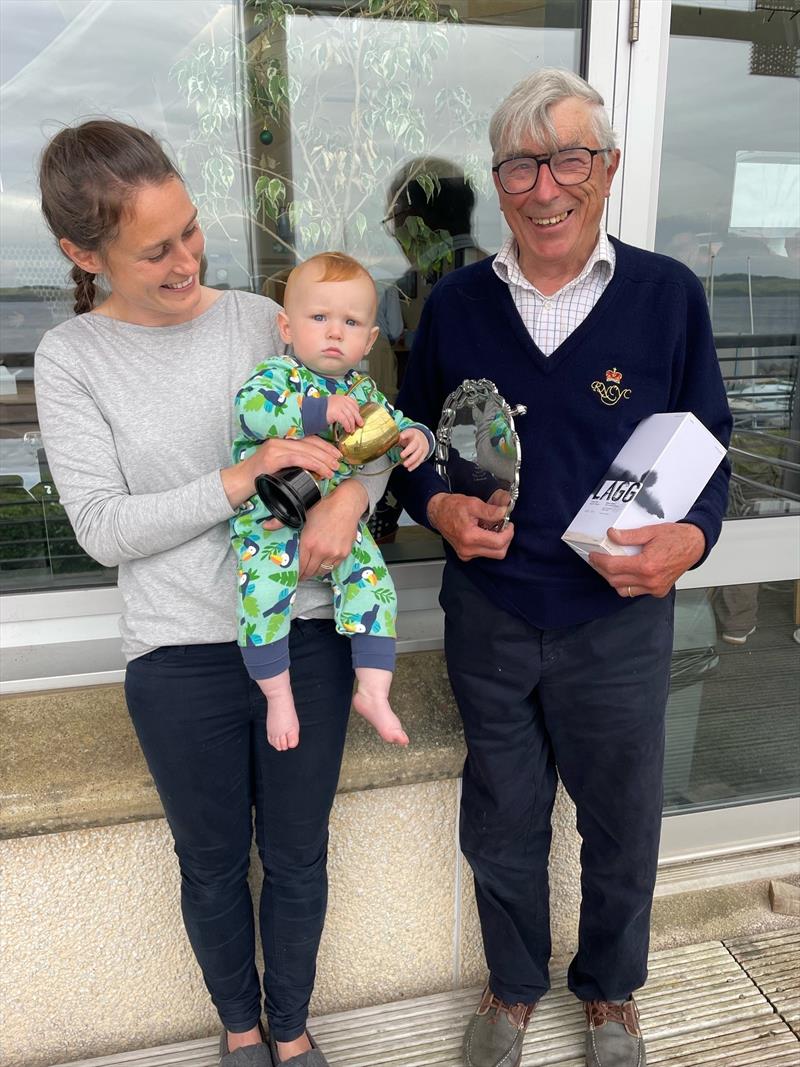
[327,394,364,434]
[398,428,430,471]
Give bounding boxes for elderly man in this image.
[392,69,731,1067]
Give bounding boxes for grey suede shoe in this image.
[219,1022,273,1066]
[267,1029,329,1067]
[463,984,536,1067]
[584,998,646,1067]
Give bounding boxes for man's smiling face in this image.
[493,96,620,290]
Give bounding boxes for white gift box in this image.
[562,412,727,560]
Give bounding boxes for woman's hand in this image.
[222,435,342,509]
[297,479,368,580]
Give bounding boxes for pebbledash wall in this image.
[1,1,799,1062]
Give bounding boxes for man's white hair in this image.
[489,68,617,165]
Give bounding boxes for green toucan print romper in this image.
[230,355,433,680]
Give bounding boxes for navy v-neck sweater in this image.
[392,237,732,630]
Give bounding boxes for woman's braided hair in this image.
[38,120,180,315]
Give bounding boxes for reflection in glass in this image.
[664,581,800,812]
[656,2,800,521]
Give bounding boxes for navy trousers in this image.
[440,564,674,1005]
[124,620,353,1041]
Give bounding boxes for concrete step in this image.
[51,933,800,1067]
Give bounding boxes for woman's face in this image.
[97,177,206,326]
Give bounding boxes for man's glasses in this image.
[492,147,612,195]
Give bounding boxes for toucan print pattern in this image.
[230,356,404,659]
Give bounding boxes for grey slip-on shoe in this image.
[268,1028,329,1066]
[219,1022,273,1067]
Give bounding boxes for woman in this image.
[35,119,383,1067]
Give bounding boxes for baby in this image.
[231,252,434,751]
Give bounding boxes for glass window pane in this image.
[1,0,247,592]
[656,1,800,522]
[0,0,584,592]
[665,581,800,812]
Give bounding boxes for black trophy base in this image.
[255,468,321,529]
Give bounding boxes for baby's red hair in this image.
[285,251,376,303]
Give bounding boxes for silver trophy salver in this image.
[435,379,526,531]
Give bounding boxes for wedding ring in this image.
[627,585,633,598]
[320,560,336,571]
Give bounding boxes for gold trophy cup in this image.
[336,401,400,465]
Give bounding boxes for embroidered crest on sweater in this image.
[591,367,632,406]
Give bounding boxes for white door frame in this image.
[588,0,673,249]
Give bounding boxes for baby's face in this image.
[278,268,379,378]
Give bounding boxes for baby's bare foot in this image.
[266,696,299,751]
[352,689,409,746]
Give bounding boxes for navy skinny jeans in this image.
[440,563,674,1006]
[124,619,353,1041]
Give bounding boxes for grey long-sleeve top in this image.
[34,290,389,659]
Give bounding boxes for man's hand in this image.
[297,479,368,579]
[327,394,363,434]
[398,427,430,471]
[589,522,706,599]
[427,492,514,561]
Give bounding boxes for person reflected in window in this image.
[713,584,759,644]
[381,157,487,388]
[370,159,487,542]
[34,120,384,1067]
[391,69,732,1067]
